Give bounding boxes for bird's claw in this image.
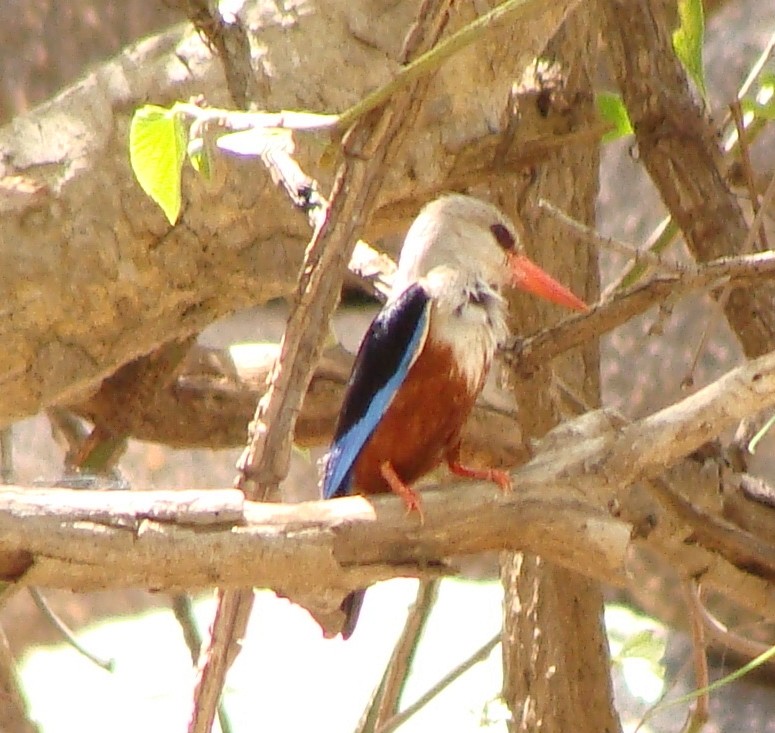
[402,491,425,524]
[448,458,512,494]
[489,468,512,493]
[380,461,425,524]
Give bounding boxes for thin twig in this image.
[28,588,114,672]
[336,0,562,130]
[506,250,775,375]
[682,582,709,733]
[693,586,774,661]
[738,31,775,102]
[538,198,687,276]
[644,475,775,585]
[682,169,775,386]
[741,169,775,255]
[174,103,340,133]
[604,218,679,296]
[172,595,233,733]
[552,374,594,416]
[358,580,440,733]
[681,285,732,390]
[722,33,775,153]
[729,100,766,251]
[376,634,500,733]
[188,4,456,731]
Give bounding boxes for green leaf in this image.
[672,0,707,101]
[615,629,665,667]
[187,137,211,179]
[129,105,187,225]
[644,642,775,726]
[596,92,634,142]
[749,414,775,453]
[741,74,775,121]
[759,72,775,98]
[753,101,775,121]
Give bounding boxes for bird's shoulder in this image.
[335,282,431,440]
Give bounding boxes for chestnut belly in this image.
[352,339,484,495]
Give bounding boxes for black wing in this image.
[322,283,431,499]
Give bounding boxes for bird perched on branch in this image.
[322,194,587,639]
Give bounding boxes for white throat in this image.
[421,268,509,390]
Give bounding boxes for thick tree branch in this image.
[5,351,775,632]
[598,0,775,359]
[64,251,775,454]
[0,0,577,428]
[71,341,530,473]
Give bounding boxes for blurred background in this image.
[3,1,775,731]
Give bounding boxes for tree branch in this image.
[598,0,775,359]
[62,251,775,455]
[0,0,577,428]
[5,350,775,631]
[507,251,775,377]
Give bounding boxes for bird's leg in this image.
[379,461,424,520]
[446,443,512,493]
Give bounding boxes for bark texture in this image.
[599,0,775,360]
[496,8,620,732]
[0,0,578,428]
[5,347,775,632]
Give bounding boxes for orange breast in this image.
[352,337,486,495]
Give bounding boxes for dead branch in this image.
[62,251,775,454]
[507,251,775,376]
[5,350,775,632]
[598,0,775,359]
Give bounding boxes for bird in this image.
[321,193,587,639]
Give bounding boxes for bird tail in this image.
[340,589,365,640]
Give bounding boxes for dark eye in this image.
[490,223,515,251]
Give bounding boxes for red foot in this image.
[448,459,512,493]
[380,462,424,522]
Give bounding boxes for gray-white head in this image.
[391,194,587,312]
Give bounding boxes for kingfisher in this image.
[322,194,587,638]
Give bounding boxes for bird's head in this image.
[392,194,587,312]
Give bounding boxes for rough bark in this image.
[495,8,620,732]
[52,250,775,451]
[599,0,775,360]
[0,0,578,429]
[6,350,775,633]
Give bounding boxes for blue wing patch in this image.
[323,283,431,499]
